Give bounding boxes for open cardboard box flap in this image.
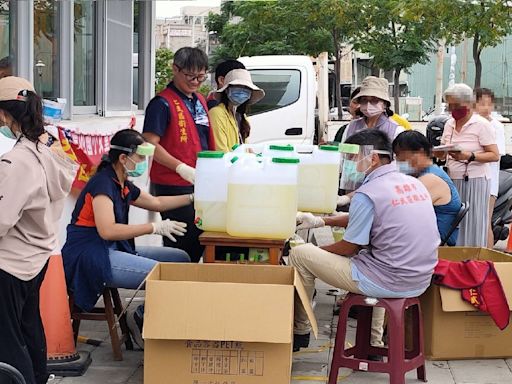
[438,247,512,312]
[143,263,318,342]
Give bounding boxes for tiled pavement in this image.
[51,229,512,383]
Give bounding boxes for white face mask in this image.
[360,101,385,117]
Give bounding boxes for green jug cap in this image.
[319,144,339,152]
[269,144,294,151]
[230,156,239,164]
[197,151,225,159]
[231,144,240,150]
[272,157,300,164]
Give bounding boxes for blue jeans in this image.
[107,246,190,289]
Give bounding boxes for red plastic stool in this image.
[329,293,427,384]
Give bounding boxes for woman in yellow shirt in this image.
[208,69,265,152]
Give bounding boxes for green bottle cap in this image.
[197,151,225,158]
[269,144,294,151]
[319,144,339,152]
[272,157,300,164]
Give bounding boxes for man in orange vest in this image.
[143,47,215,262]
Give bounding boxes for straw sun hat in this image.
[354,76,390,103]
[215,69,265,104]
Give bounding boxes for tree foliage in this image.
[207,0,512,113]
[207,0,357,117]
[445,0,512,88]
[155,48,174,93]
[351,0,440,112]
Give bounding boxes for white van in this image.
[238,55,316,145]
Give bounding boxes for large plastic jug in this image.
[297,145,340,213]
[226,156,299,239]
[194,151,230,231]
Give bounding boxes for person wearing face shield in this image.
[393,130,462,245]
[291,130,439,353]
[208,69,265,152]
[336,76,405,207]
[62,129,192,349]
[434,83,499,247]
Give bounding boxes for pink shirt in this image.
[441,113,496,180]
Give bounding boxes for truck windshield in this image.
[247,69,301,115]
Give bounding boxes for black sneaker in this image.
[293,333,310,352]
[126,306,144,350]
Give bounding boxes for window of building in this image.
[34,0,60,98]
[74,0,96,106]
[247,69,301,115]
[0,1,15,78]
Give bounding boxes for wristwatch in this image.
[468,152,476,162]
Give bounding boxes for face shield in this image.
[110,142,155,177]
[110,142,155,157]
[339,143,391,191]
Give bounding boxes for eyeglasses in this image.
[175,65,207,83]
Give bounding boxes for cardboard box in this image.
[143,263,318,384]
[421,247,512,360]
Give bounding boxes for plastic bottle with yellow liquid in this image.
[297,144,340,213]
[226,156,299,239]
[194,151,230,232]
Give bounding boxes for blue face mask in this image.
[0,125,16,140]
[227,87,252,106]
[396,160,416,175]
[125,157,147,178]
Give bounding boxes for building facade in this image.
[155,6,220,56]
[408,36,512,117]
[0,0,156,121]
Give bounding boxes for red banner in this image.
[58,127,113,190]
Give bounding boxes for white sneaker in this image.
[126,306,144,350]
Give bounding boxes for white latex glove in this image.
[296,212,325,230]
[336,195,351,208]
[176,163,196,184]
[151,219,187,242]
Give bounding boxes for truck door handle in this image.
[285,128,303,136]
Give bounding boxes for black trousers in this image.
[152,183,204,263]
[0,263,49,384]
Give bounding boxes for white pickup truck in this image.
[238,55,317,145]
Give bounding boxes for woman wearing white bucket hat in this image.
[208,68,265,152]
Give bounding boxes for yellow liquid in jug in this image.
[227,184,297,239]
[194,201,227,232]
[298,164,339,213]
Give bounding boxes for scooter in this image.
[492,169,512,244]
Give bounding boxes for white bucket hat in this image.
[215,69,265,105]
[354,76,390,103]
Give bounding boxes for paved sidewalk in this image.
[51,230,512,384]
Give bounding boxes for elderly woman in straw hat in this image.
[341,76,405,144]
[435,83,498,246]
[208,68,265,152]
[336,76,406,206]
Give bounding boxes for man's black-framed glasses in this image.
[175,64,207,83]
